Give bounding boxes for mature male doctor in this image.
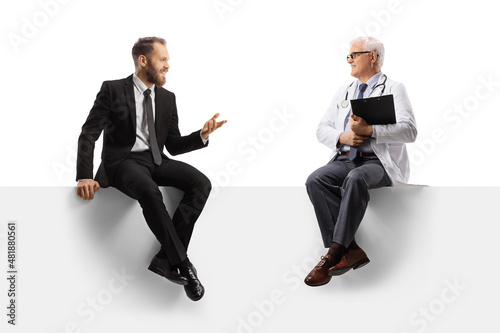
[304,36,417,287]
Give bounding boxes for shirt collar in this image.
[132,73,156,95]
[359,71,383,92]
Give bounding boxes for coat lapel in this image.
[368,73,386,97]
[342,81,358,117]
[124,75,137,131]
[347,81,358,102]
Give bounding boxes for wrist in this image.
[338,132,346,145]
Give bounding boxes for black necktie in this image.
[144,89,162,165]
[349,83,368,160]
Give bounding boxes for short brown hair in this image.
[132,37,166,67]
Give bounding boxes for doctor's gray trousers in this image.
[305,155,391,248]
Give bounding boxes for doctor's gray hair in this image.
[351,36,385,69]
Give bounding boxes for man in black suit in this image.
[76,36,226,301]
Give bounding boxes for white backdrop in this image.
[1,1,500,332]
[1,0,499,187]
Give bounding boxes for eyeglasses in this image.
[346,51,373,61]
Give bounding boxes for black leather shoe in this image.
[179,264,205,301]
[148,256,188,286]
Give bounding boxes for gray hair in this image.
[350,36,385,69]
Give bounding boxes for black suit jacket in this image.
[76,74,207,188]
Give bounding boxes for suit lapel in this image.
[124,75,137,131]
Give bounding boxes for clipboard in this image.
[350,94,396,125]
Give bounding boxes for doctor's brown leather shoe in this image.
[328,246,370,276]
[304,254,335,287]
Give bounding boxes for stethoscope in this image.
[341,74,388,108]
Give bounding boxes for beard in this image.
[145,60,166,86]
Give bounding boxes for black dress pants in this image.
[111,151,211,265]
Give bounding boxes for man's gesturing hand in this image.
[77,180,101,200]
[201,113,227,140]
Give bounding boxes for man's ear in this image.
[139,55,148,67]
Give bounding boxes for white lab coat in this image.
[317,73,417,186]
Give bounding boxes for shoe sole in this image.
[304,279,332,287]
[353,258,370,270]
[148,264,189,286]
[328,258,370,277]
